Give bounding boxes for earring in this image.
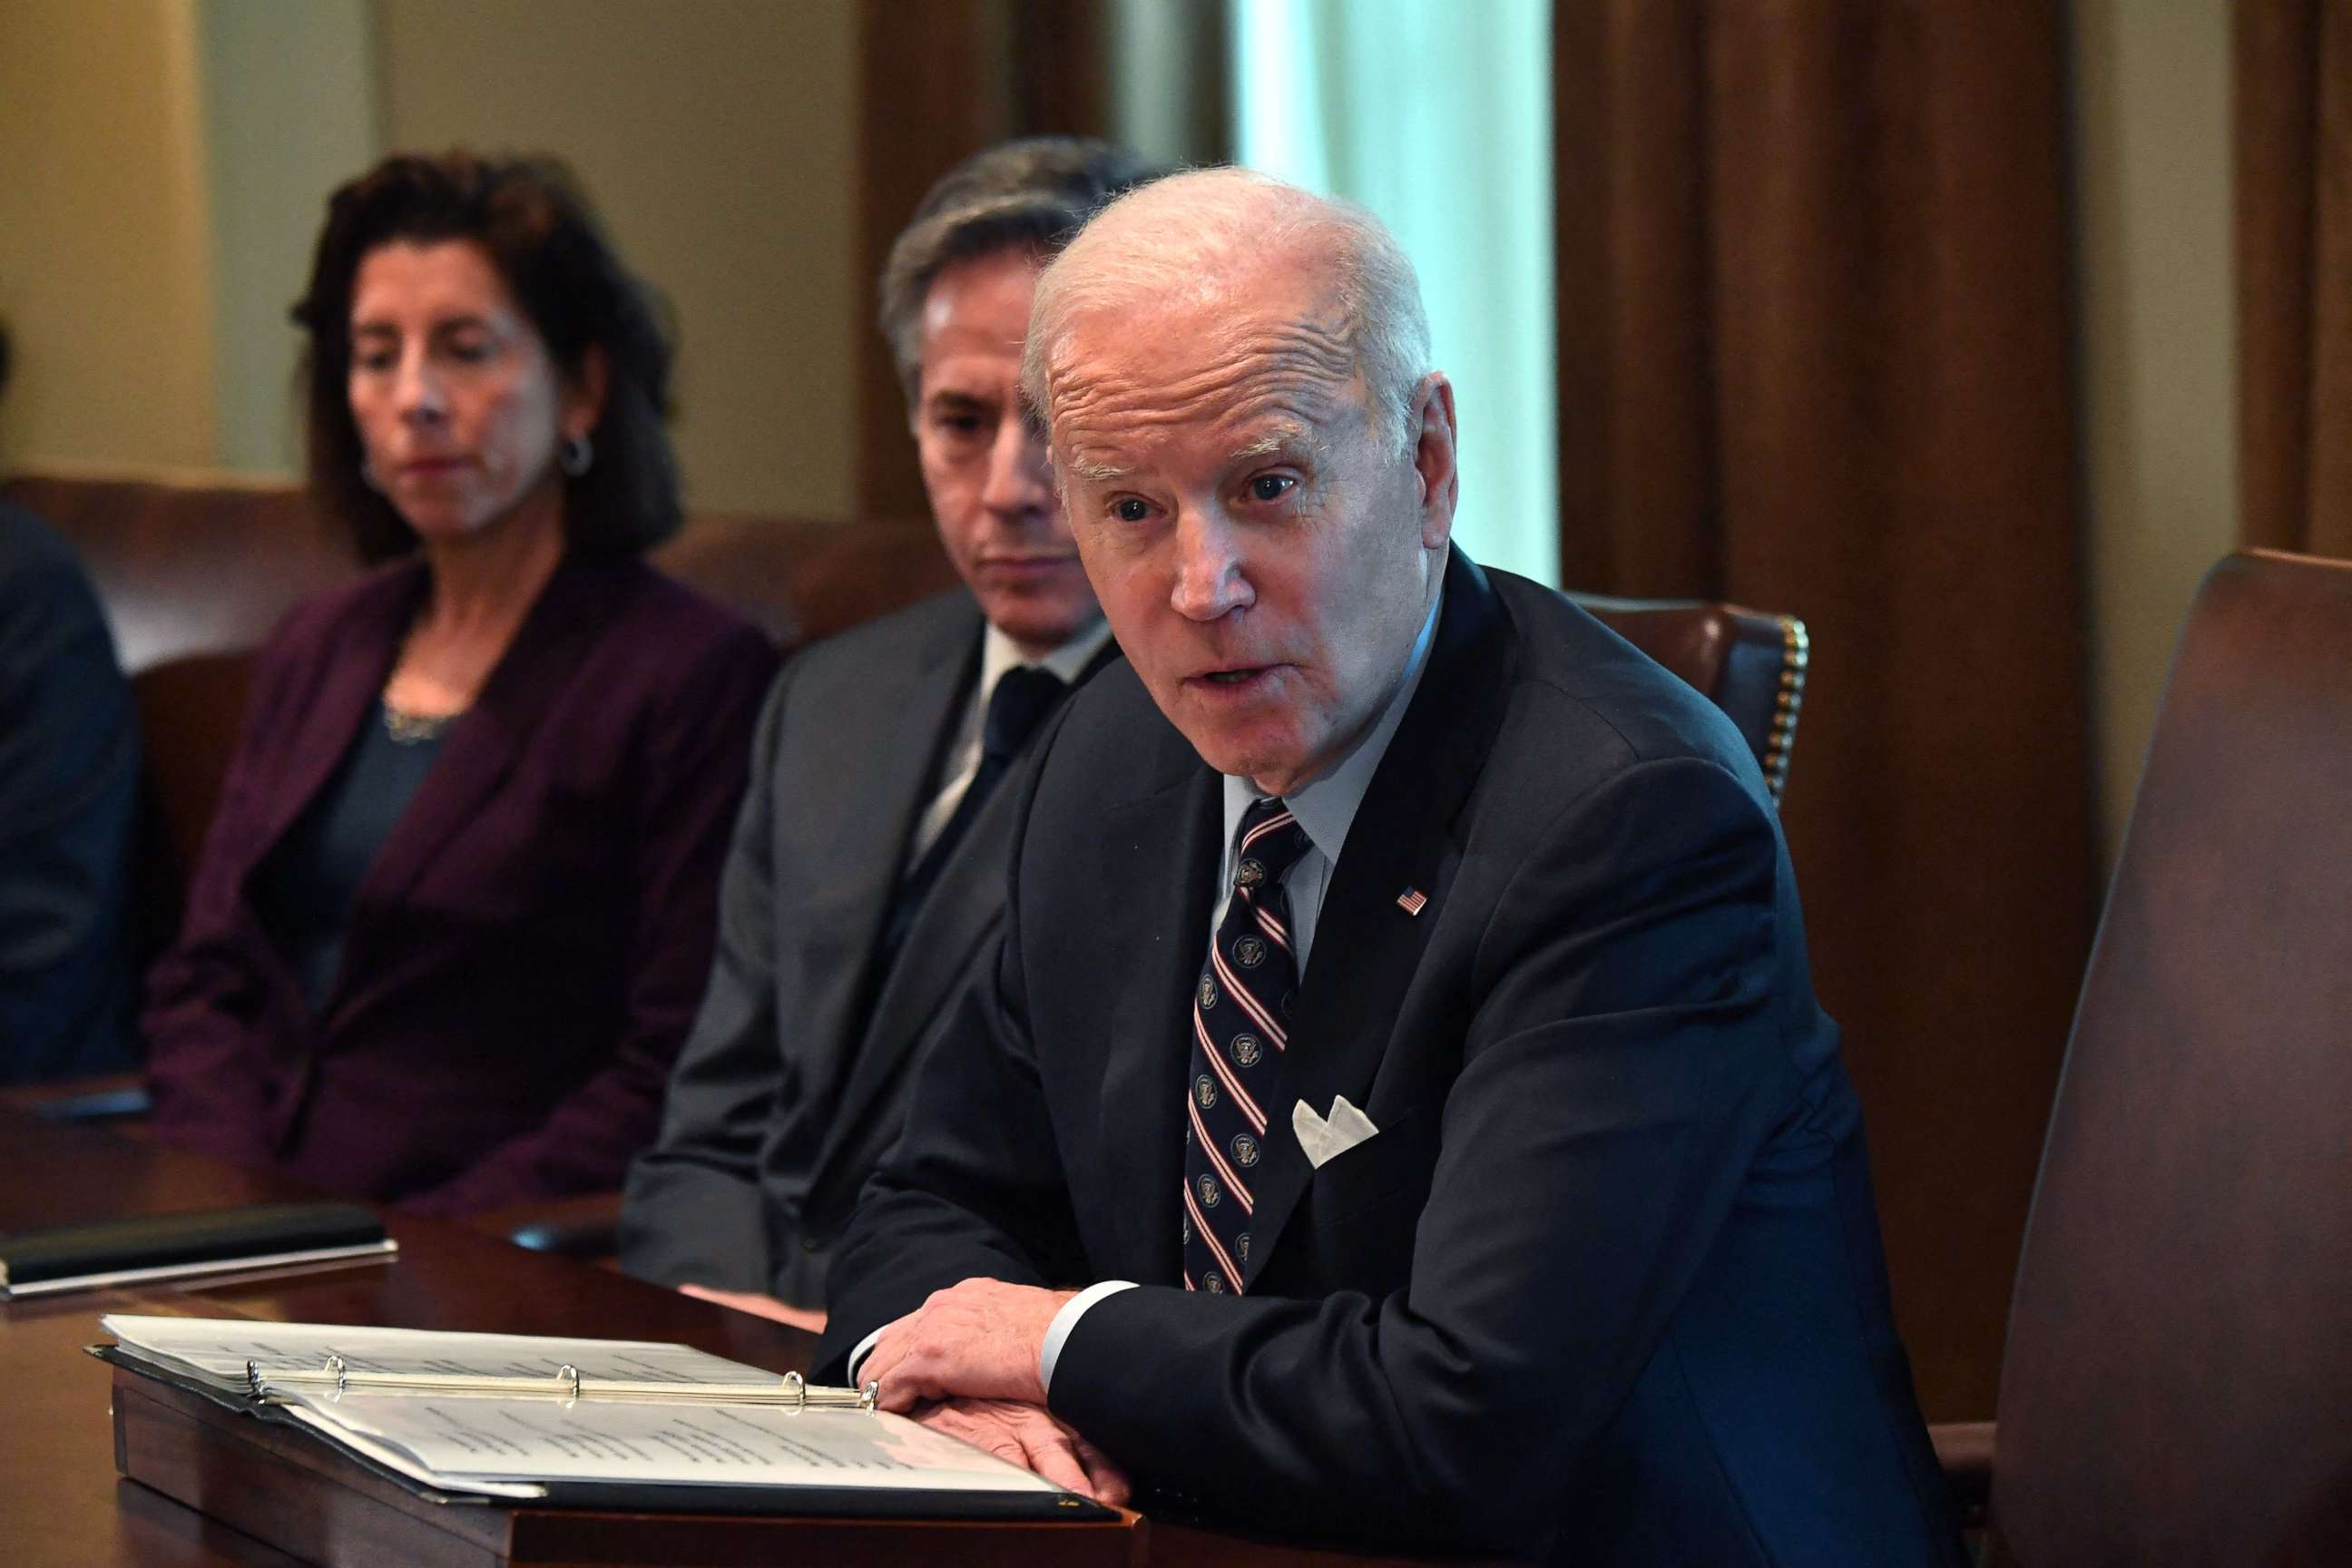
[560,433,593,477]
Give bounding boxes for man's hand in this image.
[859,1278,1076,1409]
[915,1396,1131,1506]
[678,1283,826,1335]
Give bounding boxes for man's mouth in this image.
[1188,665,1279,692]
[980,554,1080,575]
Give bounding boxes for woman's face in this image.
[346,239,593,544]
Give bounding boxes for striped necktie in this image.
[1181,796,1313,1295]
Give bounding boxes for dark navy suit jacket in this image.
[0,503,140,1083]
[145,553,776,1211]
[818,551,1962,1564]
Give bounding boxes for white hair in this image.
[1021,167,1433,459]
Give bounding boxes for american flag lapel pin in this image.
[1396,887,1428,916]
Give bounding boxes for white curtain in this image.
[1230,0,1559,586]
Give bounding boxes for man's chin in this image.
[977,597,1101,656]
[1166,719,1308,792]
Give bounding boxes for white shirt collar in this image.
[978,615,1113,701]
[1221,581,1446,863]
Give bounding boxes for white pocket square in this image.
[1292,1094,1380,1170]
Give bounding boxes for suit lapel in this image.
[243,565,426,876]
[822,603,983,983]
[1092,752,1223,1286]
[1240,551,1515,1289]
[348,554,626,920]
[809,633,1117,1186]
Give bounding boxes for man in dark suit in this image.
[617,141,1159,1320]
[0,320,142,1083]
[819,171,1963,1565]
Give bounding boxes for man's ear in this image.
[563,345,612,442]
[1408,372,1459,550]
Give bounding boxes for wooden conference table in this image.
[0,1105,1451,1567]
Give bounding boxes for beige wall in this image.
[373,0,860,521]
[2,0,861,524]
[197,0,379,473]
[0,0,219,470]
[2069,0,2239,863]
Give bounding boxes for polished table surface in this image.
[0,1107,822,1566]
[0,1107,1457,1566]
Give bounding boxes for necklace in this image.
[381,701,457,745]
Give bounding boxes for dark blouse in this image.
[254,706,449,1013]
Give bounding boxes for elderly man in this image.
[617,139,1159,1320]
[818,171,1960,1565]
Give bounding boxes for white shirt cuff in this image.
[846,1325,886,1385]
[1040,1280,1136,1396]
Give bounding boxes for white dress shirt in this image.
[853,585,1444,1394]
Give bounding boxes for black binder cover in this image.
[0,1202,387,1292]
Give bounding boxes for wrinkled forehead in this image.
[1046,295,1371,480]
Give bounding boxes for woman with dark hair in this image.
[143,152,778,1213]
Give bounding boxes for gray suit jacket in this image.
[619,590,1084,1304]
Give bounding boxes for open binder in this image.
[95,1314,1114,1522]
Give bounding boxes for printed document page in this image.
[276,1388,1062,1494]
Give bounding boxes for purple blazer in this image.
[144,553,778,1213]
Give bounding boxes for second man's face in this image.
[913,249,1100,656]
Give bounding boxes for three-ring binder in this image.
[244,1352,882,1410]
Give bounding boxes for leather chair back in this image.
[1571,593,1808,803]
[1984,551,2352,1565]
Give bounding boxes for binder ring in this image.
[556,1364,583,1402]
[324,1352,348,1394]
[782,1370,808,1408]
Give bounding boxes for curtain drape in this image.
[1553,0,2094,1421]
[853,0,1112,523]
[1233,0,1561,586]
[2237,0,2352,557]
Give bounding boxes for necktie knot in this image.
[984,666,1066,760]
[1232,796,1313,891]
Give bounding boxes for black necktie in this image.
[882,665,1067,965]
[1181,796,1314,1296]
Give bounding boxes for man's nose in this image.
[980,416,1052,518]
[1169,506,1253,622]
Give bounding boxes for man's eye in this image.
[353,352,395,374]
[445,338,492,363]
[1113,497,1152,524]
[1248,475,1296,503]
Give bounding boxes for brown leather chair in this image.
[1570,594,1808,804]
[1932,550,2352,1564]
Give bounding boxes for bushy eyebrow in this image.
[1062,418,1330,489]
[1065,453,1132,485]
[1230,421,1327,465]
